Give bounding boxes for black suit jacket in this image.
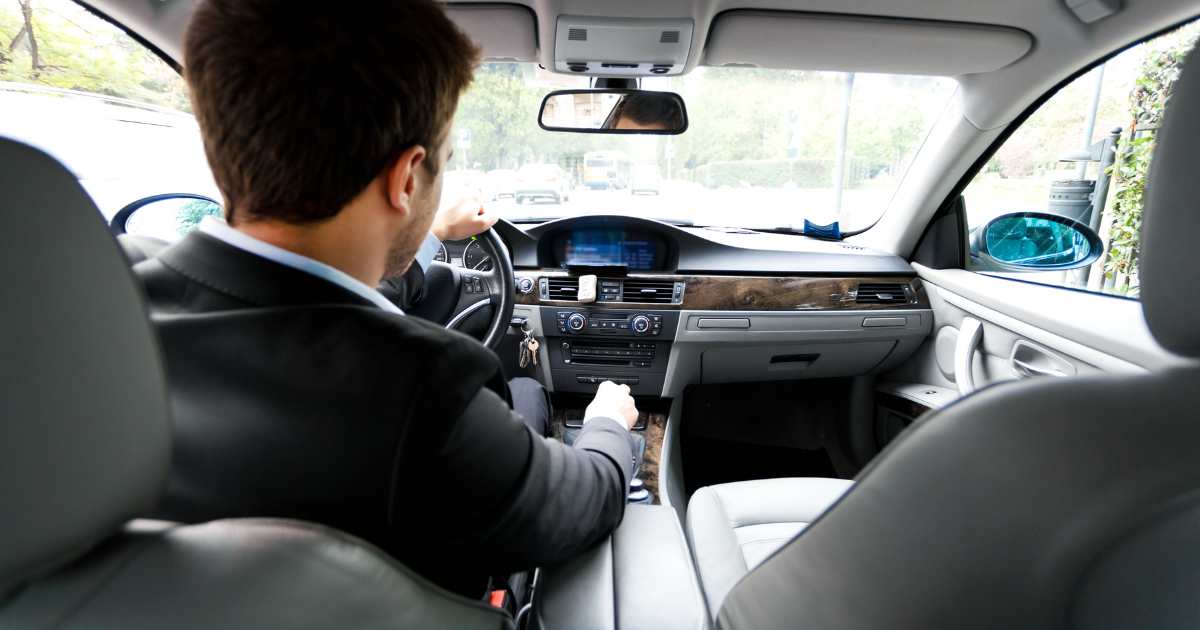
[135,231,635,596]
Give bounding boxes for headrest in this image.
[1141,46,1200,358]
[0,137,170,592]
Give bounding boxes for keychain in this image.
[519,326,540,369]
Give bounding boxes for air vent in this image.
[546,277,580,301]
[567,27,588,41]
[855,283,909,305]
[622,279,678,304]
[659,30,681,43]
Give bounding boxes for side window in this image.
[962,22,1199,299]
[0,0,219,237]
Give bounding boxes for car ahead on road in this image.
[514,163,571,204]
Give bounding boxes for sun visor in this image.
[704,11,1032,76]
[446,4,538,62]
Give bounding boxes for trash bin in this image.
[1047,179,1095,223]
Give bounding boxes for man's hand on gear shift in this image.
[432,196,499,241]
[585,380,639,430]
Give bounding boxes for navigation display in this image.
[556,229,665,271]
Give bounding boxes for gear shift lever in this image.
[627,432,651,504]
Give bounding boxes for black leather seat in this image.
[693,46,1200,630]
[0,135,513,629]
[117,232,170,264]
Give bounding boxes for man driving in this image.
[135,0,638,598]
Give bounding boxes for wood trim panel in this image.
[514,270,929,311]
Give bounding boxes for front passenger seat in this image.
[690,45,1200,630]
[687,477,851,615]
[0,136,512,630]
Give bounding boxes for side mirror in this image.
[538,89,688,135]
[969,211,1104,272]
[110,193,223,240]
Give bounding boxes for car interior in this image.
[3,0,1200,628]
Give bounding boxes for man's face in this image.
[614,115,670,131]
[383,123,453,277]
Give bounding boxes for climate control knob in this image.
[566,313,587,333]
[630,315,652,335]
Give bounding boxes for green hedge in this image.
[692,157,883,188]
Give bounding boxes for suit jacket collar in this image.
[156,231,380,309]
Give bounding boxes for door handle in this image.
[954,316,984,396]
[1011,358,1067,378]
[1009,340,1075,380]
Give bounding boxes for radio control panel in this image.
[539,308,679,396]
[559,340,656,369]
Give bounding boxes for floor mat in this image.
[682,436,838,500]
[680,380,851,500]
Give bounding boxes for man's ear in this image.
[384,145,428,216]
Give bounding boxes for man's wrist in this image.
[429,220,447,242]
[412,231,443,273]
[584,407,631,430]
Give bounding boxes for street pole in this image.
[1076,64,1106,179]
[832,73,855,219]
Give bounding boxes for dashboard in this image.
[438,227,669,273]
[486,214,934,399]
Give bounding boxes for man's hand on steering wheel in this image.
[432,197,498,241]
[387,196,514,351]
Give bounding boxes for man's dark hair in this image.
[608,92,684,129]
[184,1,480,224]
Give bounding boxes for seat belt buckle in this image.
[488,589,508,610]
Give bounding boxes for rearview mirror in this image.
[969,211,1104,272]
[538,89,688,135]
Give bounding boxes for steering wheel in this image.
[390,228,515,350]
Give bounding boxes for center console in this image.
[539,308,680,397]
[533,504,709,630]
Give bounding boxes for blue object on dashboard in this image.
[802,220,842,240]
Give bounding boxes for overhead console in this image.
[553,16,695,77]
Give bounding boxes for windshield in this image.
[448,64,957,232]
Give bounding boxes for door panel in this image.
[888,264,1187,403]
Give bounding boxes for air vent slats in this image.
[660,30,681,43]
[542,277,684,304]
[622,279,676,303]
[855,283,909,305]
[546,278,580,301]
[567,27,588,41]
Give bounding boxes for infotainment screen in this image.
[556,229,665,271]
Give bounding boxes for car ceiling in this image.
[91,0,1199,130]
